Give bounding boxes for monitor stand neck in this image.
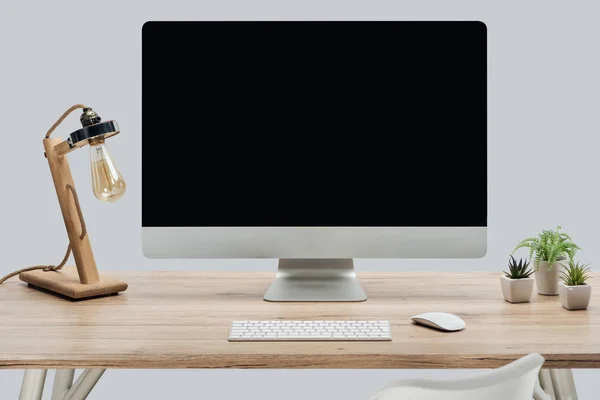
[263,259,367,302]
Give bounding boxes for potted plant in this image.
[501,255,534,303]
[559,260,591,310]
[513,226,581,295]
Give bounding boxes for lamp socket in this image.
[80,107,102,127]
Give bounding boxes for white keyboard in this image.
[228,320,392,341]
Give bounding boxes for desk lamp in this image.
[0,104,128,299]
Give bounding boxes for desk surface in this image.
[1,271,598,369]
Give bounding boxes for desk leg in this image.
[61,369,105,400]
[539,369,556,399]
[550,369,578,400]
[535,378,552,400]
[51,369,75,400]
[19,369,47,400]
[19,368,105,400]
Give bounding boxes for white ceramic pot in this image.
[535,260,565,295]
[500,276,534,303]
[559,282,591,310]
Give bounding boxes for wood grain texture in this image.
[52,139,74,157]
[19,266,127,299]
[1,272,599,370]
[43,137,99,284]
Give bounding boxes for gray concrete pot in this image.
[501,276,534,303]
[559,282,591,310]
[535,260,565,295]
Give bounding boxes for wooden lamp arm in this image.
[53,139,75,157]
[44,137,100,284]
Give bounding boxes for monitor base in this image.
[263,259,367,302]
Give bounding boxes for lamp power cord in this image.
[0,104,88,285]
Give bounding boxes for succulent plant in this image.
[503,255,534,279]
[560,260,591,286]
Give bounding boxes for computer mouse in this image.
[410,312,465,332]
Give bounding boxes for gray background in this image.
[1,0,599,398]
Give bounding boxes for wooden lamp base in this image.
[19,266,128,300]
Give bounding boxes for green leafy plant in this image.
[512,226,581,270]
[560,260,591,286]
[503,255,534,279]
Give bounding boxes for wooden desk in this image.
[1,271,598,370]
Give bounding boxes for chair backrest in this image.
[370,354,545,400]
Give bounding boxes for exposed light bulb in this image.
[90,139,126,202]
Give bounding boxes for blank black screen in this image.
[142,21,487,227]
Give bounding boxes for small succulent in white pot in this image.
[501,255,535,303]
[513,226,581,295]
[559,261,592,310]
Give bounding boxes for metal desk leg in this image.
[52,369,75,400]
[539,369,556,399]
[534,378,552,400]
[550,369,578,400]
[61,369,105,400]
[19,370,47,400]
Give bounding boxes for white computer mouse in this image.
[411,312,465,332]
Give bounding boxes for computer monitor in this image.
[142,21,487,302]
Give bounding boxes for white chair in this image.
[369,353,550,400]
